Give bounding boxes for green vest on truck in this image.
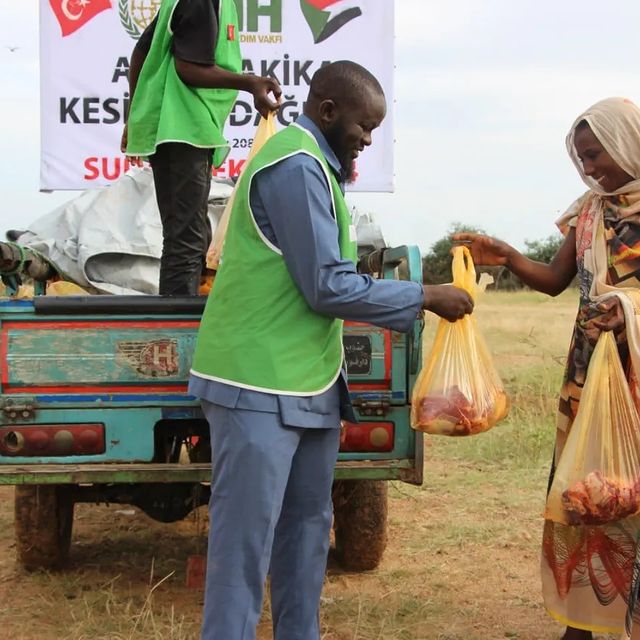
[126,0,242,167]
[190,123,358,395]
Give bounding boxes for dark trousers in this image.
[149,142,213,296]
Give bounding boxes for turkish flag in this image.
[49,0,113,37]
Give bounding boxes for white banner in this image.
[40,0,395,192]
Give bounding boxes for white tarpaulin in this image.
[40,0,395,192]
[16,167,383,295]
[18,168,232,295]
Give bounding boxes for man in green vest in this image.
[122,0,281,295]
[188,60,473,639]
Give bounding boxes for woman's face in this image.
[573,123,634,193]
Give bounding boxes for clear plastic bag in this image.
[545,330,640,525]
[411,246,509,436]
[206,112,277,270]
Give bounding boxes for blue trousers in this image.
[200,401,341,640]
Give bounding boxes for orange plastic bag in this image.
[206,112,277,270]
[545,330,640,526]
[46,281,90,295]
[410,246,509,436]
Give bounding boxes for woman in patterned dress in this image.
[455,97,640,640]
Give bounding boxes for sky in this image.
[1,0,640,255]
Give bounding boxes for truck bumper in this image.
[0,456,422,486]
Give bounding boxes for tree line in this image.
[421,223,565,289]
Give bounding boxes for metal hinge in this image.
[1,401,37,421]
[352,398,390,417]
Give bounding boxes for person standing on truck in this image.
[121,0,281,296]
[188,60,474,640]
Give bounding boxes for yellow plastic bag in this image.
[0,282,34,299]
[206,112,277,270]
[46,281,90,295]
[410,246,509,436]
[545,330,640,525]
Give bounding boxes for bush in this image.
[422,223,484,284]
[422,226,565,290]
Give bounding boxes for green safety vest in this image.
[126,0,242,167]
[190,123,358,395]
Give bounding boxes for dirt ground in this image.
[0,452,613,640]
[0,291,619,639]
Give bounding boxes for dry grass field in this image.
[0,289,620,640]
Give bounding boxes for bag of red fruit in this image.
[410,245,509,436]
[545,330,640,526]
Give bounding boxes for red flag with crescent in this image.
[49,0,112,37]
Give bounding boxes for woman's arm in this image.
[453,230,577,296]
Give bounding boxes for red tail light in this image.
[0,424,105,457]
[339,421,394,452]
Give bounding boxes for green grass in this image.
[0,289,596,640]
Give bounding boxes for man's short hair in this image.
[309,60,384,106]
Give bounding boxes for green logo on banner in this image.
[118,0,362,42]
[120,0,161,40]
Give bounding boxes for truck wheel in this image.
[332,480,388,571]
[14,485,74,571]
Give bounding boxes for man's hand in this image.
[423,284,474,322]
[120,124,143,167]
[250,76,282,118]
[356,249,386,275]
[452,233,513,267]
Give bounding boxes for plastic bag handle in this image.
[451,245,477,298]
[206,112,277,271]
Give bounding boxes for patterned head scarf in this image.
[566,97,640,196]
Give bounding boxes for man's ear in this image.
[317,99,338,128]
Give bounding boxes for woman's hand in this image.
[581,297,626,346]
[451,233,514,266]
[588,297,626,335]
